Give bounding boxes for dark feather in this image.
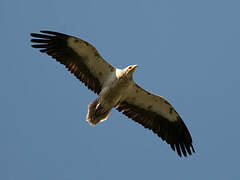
[116,101,195,157]
[30,31,102,94]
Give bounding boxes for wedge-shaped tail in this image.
[86,99,111,126]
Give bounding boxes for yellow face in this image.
[127,65,138,73]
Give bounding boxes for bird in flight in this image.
[31,30,195,157]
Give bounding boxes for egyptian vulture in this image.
[30,30,195,157]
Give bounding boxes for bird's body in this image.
[87,65,137,125]
[31,30,195,157]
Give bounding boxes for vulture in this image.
[30,30,195,157]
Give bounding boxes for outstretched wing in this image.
[116,83,195,157]
[31,30,115,94]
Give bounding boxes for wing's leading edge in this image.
[31,30,115,94]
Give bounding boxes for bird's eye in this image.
[128,66,132,69]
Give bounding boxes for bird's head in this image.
[126,64,138,74]
[122,64,138,79]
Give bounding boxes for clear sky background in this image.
[1,0,240,179]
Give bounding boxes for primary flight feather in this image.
[30,30,195,157]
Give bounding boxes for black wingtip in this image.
[191,144,195,153]
[40,30,66,36]
[180,143,187,157]
[30,32,54,39]
[171,142,195,157]
[30,33,40,37]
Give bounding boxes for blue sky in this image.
[1,0,240,179]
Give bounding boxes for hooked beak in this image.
[129,64,138,72]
